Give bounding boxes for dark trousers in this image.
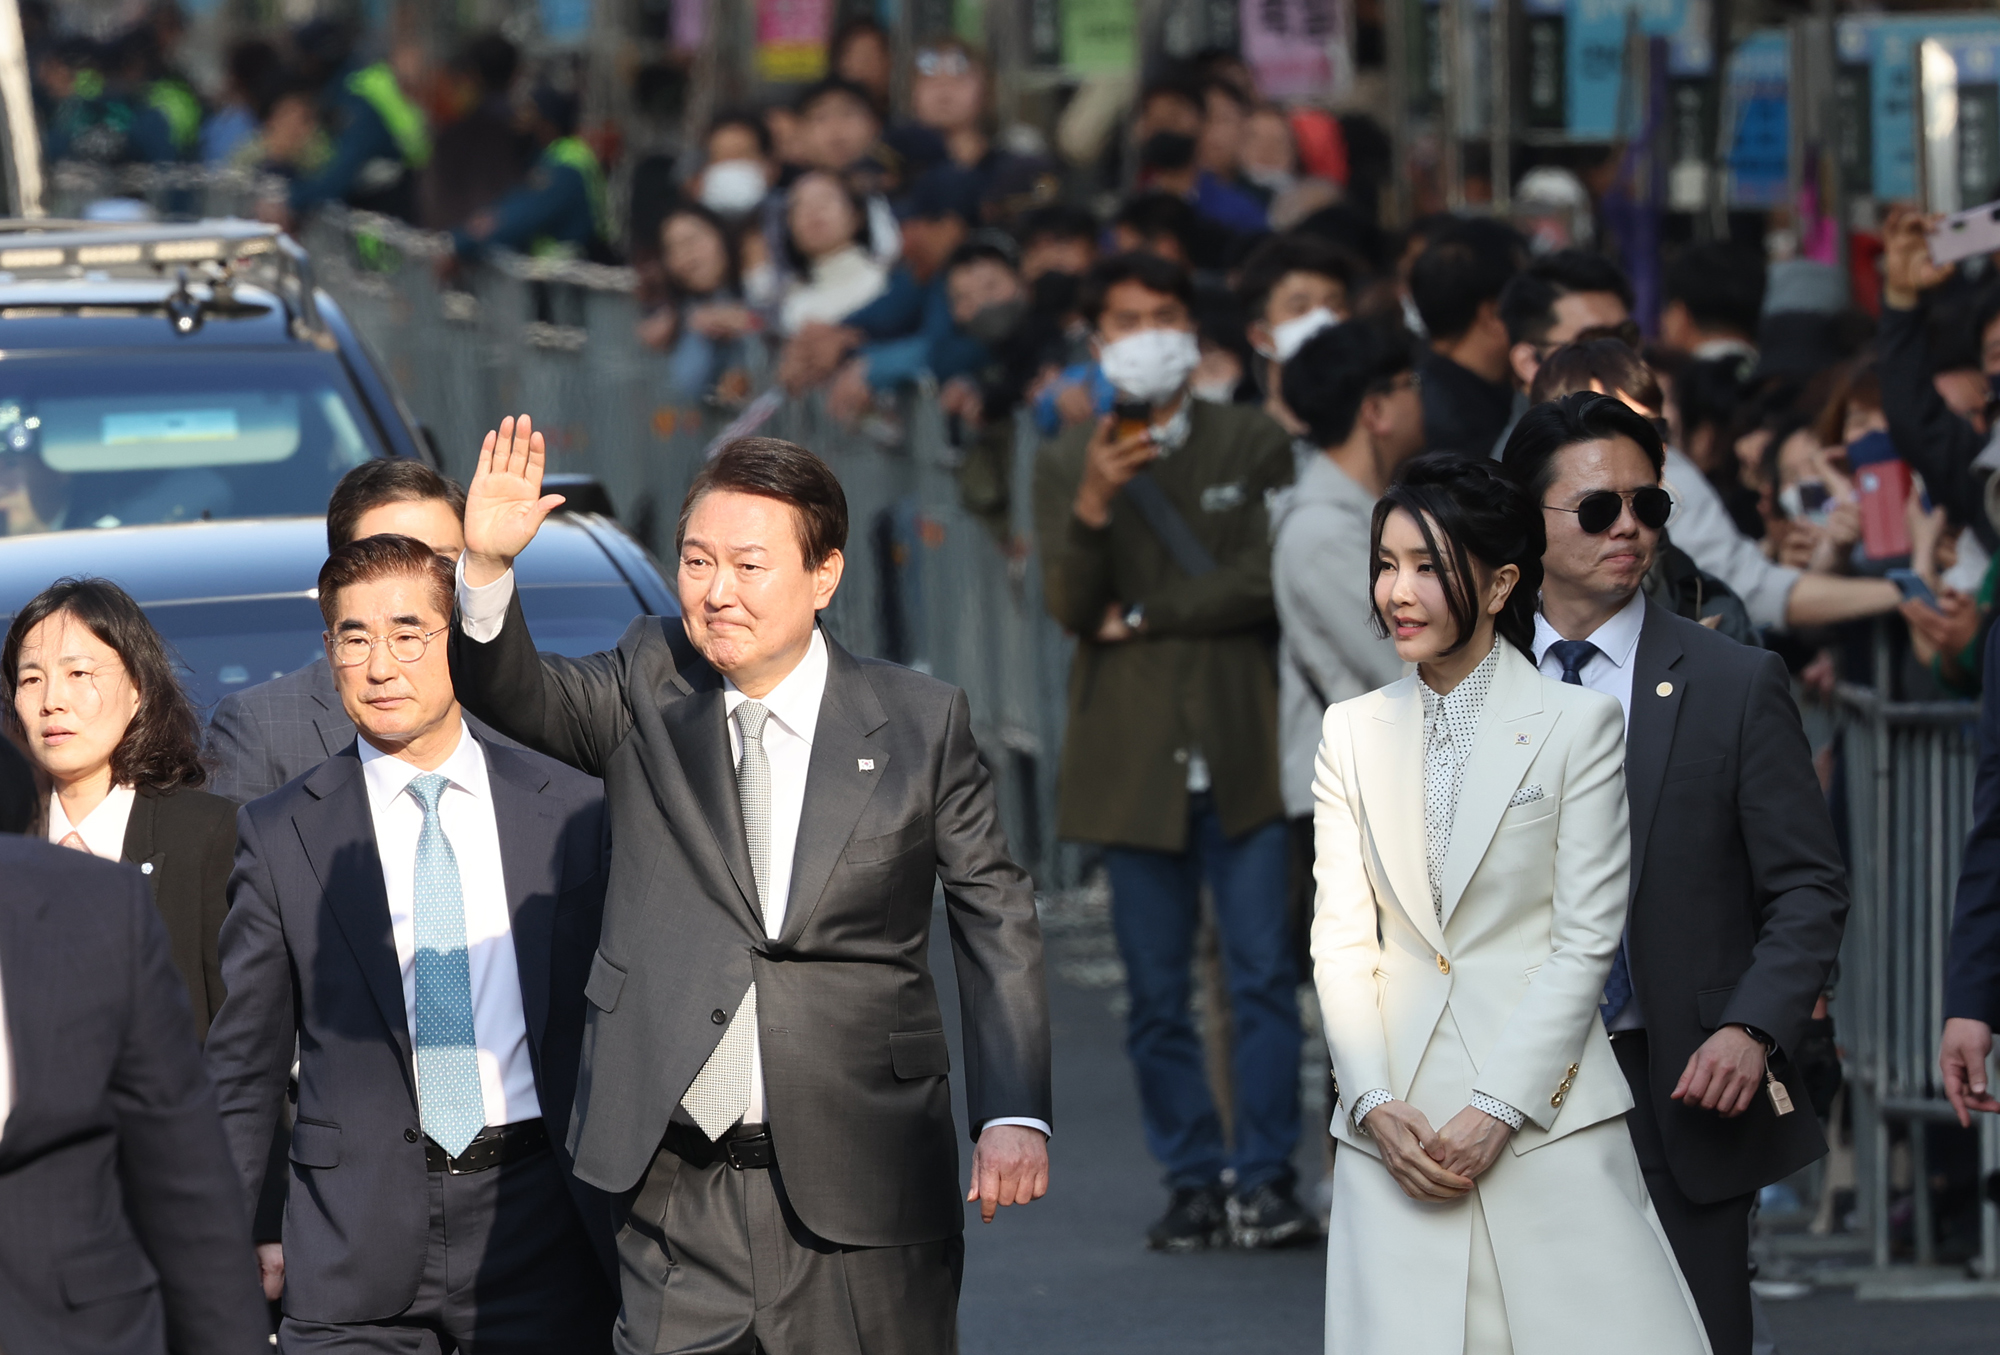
[279,1145,617,1353]
[1101,795,1302,1193]
[1614,1031,1755,1355]
[613,1139,962,1355]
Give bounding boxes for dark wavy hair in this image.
[1369,453,1544,661]
[2,577,206,790]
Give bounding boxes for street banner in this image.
[757,0,833,82]
[1241,0,1349,101]
[1724,29,1789,209]
[1836,13,2000,202]
[1064,0,1137,74]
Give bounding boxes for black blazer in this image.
[203,729,613,1325]
[1624,599,1850,1202]
[121,784,238,1040]
[450,598,1053,1249]
[0,837,266,1355]
[1945,618,2000,1025]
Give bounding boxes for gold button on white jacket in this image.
[1311,638,1634,1159]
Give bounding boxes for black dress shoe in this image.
[1146,1182,1228,1252]
[1228,1180,1317,1249]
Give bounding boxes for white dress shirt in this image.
[47,783,137,859]
[1531,588,1647,733]
[458,562,1050,1139]
[360,721,541,1130]
[1533,588,1647,1031]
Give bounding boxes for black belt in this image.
[423,1119,549,1175]
[662,1120,775,1170]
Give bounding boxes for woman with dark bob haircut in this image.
[1308,454,1706,1353]
[3,577,238,1037]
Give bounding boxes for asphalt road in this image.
[934,887,2000,1354]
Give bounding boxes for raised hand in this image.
[464,413,566,587]
[1881,206,1953,310]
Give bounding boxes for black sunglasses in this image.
[1544,485,1673,534]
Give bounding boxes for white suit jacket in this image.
[1311,639,1635,1157]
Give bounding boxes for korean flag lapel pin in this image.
[858,758,875,771]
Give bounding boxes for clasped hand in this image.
[1361,1100,1511,1201]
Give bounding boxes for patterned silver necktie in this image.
[681,700,773,1140]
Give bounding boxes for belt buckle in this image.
[724,1132,773,1170]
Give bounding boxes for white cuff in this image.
[1469,1092,1524,1131]
[982,1117,1051,1139]
[455,555,517,643]
[1351,1088,1393,1133]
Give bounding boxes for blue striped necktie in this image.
[407,772,486,1158]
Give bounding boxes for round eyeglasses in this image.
[1542,485,1673,535]
[326,624,450,667]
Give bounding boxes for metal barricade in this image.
[296,207,1077,888]
[1833,675,2000,1278]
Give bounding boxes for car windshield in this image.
[0,352,385,537]
[145,581,652,714]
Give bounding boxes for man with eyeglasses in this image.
[204,533,619,1353]
[1500,393,1849,1355]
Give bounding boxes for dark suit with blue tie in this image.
[203,726,618,1350]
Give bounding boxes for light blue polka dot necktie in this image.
[407,772,486,1159]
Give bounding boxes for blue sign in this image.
[1838,14,2000,202]
[1726,31,1789,209]
[1565,0,1690,139]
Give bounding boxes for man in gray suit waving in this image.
[450,416,1052,1353]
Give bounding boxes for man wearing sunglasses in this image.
[1500,394,1849,1355]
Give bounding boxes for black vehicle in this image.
[0,218,674,709]
[0,515,673,711]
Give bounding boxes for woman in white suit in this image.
[1312,454,1708,1355]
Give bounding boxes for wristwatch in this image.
[1737,1024,1777,1054]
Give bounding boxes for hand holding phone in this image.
[1888,568,1938,609]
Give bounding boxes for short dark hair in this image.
[1139,77,1204,120]
[1079,251,1196,326]
[1234,232,1366,323]
[1017,204,1099,251]
[456,30,518,99]
[1664,242,1766,340]
[678,437,849,569]
[2,577,206,790]
[317,534,455,630]
[662,202,743,296]
[1498,250,1635,347]
[1198,75,1249,112]
[1409,221,1526,342]
[707,106,774,158]
[783,170,873,273]
[1527,336,1663,412]
[1370,453,1544,661]
[1283,318,1416,448]
[1499,391,1667,508]
[796,76,882,124]
[326,459,466,554]
[943,239,1016,281]
[1672,353,1755,446]
[1110,192,1199,260]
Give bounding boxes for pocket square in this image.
[1508,785,1546,807]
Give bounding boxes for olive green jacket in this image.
[1033,401,1295,851]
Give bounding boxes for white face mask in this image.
[1191,378,1238,404]
[699,160,769,216]
[1098,328,1202,406]
[1267,307,1340,363]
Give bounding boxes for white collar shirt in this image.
[723,629,829,1124]
[47,783,137,859]
[1532,588,1647,731]
[360,721,540,1130]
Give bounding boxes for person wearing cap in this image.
[451,87,604,264]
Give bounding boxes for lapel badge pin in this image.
[141,862,154,875]
[1514,733,1530,745]
[1656,681,1674,697]
[858,758,875,771]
